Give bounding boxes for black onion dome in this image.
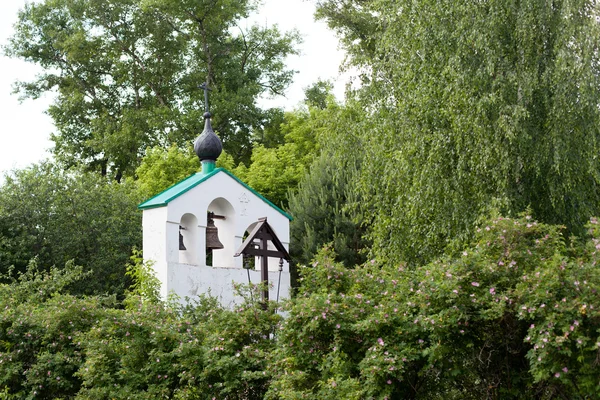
[194,112,222,161]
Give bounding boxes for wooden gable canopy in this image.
[234,217,290,302]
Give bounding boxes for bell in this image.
[206,216,224,250]
[179,227,187,251]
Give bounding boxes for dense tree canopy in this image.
[0,163,141,295]
[134,144,235,199]
[133,106,317,208]
[316,0,600,265]
[6,0,300,179]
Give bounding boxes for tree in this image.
[316,0,600,265]
[6,0,300,179]
[0,163,142,295]
[1,215,600,398]
[0,261,116,399]
[286,98,369,269]
[234,107,320,208]
[134,144,235,199]
[135,145,199,198]
[288,151,365,269]
[304,78,334,110]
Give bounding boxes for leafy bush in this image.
[268,214,600,399]
[1,215,599,399]
[0,261,115,399]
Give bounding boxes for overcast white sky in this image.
[0,0,347,178]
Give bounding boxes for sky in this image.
[0,0,347,178]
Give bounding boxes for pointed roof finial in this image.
[194,82,222,163]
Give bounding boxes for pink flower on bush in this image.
[378,338,385,346]
[471,282,479,287]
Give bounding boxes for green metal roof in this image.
[137,168,292,221]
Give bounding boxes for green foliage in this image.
[288,152,365,270]
[288,100,368,268]
[135,145,199,198]
[135,144,237,199]
[0,261,115,399]
[75,301,191,399]
[268,214,600,399]
[125,248,160,305]
[6,0,300,178]
[0,215,599,398]
[233,98,366,211]
[0,163,142,295]
[303,79,334,110]
[234,143,305,209]
[233,107,321,208]
[316,0,600,266]
[251,108,287,149]
[75,292,281,399]
[0,259,282,399]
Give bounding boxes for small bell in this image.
[179,226,187,251]
[206,214,224,250]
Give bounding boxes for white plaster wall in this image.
[142,207,169,298]
[167,262,291,307]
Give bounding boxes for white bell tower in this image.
[138,85,291,306]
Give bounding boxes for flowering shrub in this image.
[0,263,279,400]
[76,293,281,400]
[267,215,600,399]
[1,215,599,399]
[0,261,114,399]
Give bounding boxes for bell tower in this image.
[138,83,291,306]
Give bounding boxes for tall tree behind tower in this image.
[6,0,299,180]
[316,0,600,264]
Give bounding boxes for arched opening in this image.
[179,213,198,265]
[207,198,235,267]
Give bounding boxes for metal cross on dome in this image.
[198,82,212,114]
